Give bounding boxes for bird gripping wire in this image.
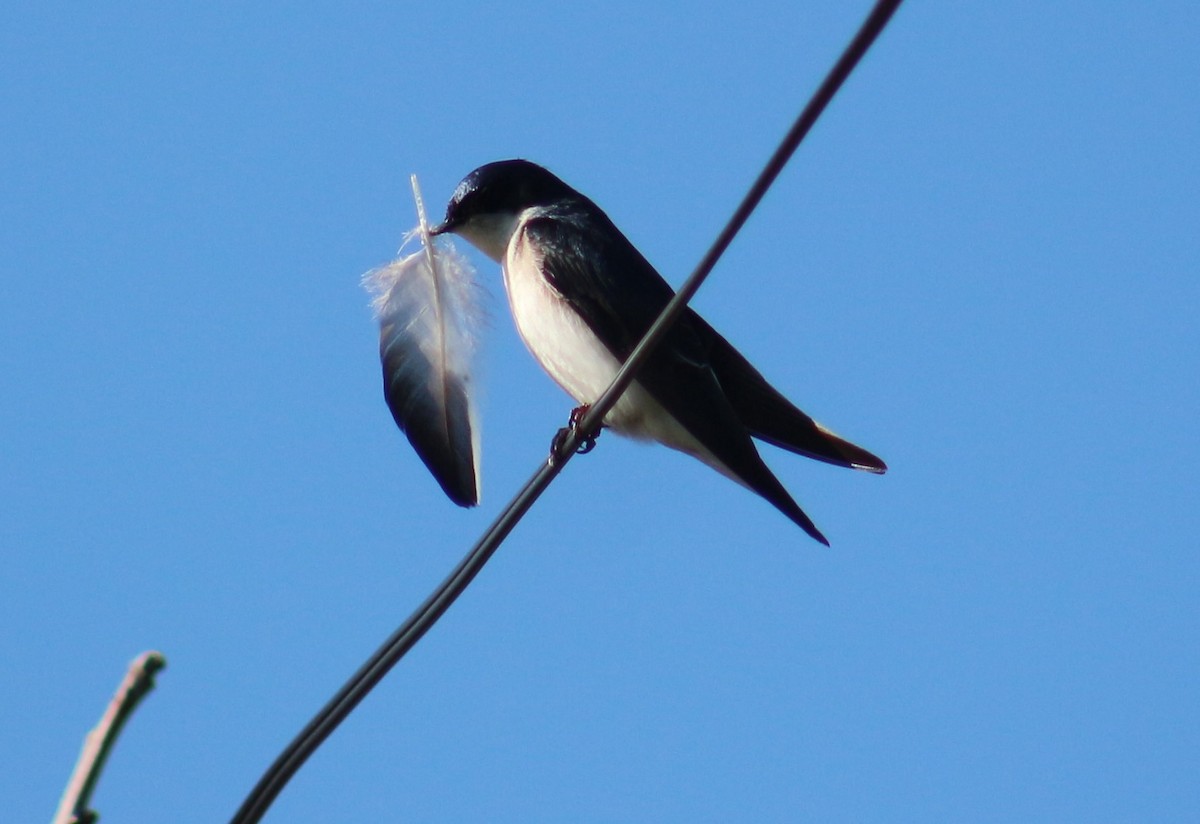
[231,2,905,821]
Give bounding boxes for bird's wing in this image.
[523,207,884,469]
[522,208,675,354]
[521,209,829,543]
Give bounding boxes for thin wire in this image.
[230,2,904,821]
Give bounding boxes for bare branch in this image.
[53,651,167,824]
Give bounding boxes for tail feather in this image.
[706,331,886,474]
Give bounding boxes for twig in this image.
[53,651,167,824]
[230,2,905,821]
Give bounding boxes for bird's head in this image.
[431,159,572,262]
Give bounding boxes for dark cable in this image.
[230,2,904,821]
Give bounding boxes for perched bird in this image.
[431,159,884,544]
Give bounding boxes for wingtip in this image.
[788,506,830,546]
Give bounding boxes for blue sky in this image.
[3,2,1197,821]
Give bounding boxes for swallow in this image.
[431,159,884,544]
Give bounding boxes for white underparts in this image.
[501,215,742,484]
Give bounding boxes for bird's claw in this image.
[550,405,601,464]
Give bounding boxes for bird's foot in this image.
[550,405,601,464]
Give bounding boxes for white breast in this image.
[501,215,737,480]
[503,221,623,410]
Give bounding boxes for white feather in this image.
[362,178,484,506]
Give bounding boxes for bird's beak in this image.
[429,220,451,236]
